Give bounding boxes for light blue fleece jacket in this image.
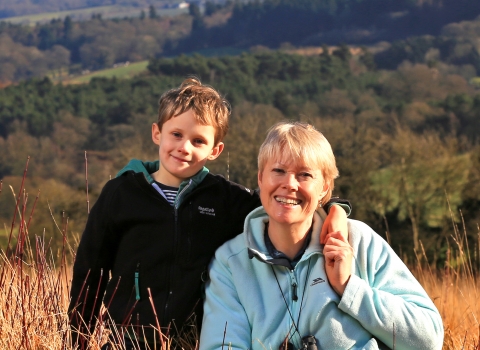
[200,207,444,350]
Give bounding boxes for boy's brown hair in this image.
[157,77,230,145]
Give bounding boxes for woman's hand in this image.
[323,230,353,296]
[320,204,348,244]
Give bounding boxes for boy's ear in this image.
[207,142,224,160]
[152,123,161,145]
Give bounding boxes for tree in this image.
[63,16,73,40]
[38,26,56,50]
[205,1,218,16]
[359,46,376,71]
[371,128,469,261]
[149,5,157,19]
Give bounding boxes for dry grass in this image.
[7,242,479,350]
[1,163,479,349]
[0,219,198,349]
[416,221,480,349]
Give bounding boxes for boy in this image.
[68,78,350,349]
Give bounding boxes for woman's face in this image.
[258,157,328,228]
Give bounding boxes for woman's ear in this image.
[319,182,329,202]
[322,183,329,195]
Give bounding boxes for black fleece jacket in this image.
[69,168,351,343]
[69,170,261,340]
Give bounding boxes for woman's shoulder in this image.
[347,219,392,253]
[214,232,249,262]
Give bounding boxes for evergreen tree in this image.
[149,5,157,19]
[63,16,73,40]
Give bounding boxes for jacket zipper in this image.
[135,263,140,301]
[290,271,298,302]
[164,180,193,323]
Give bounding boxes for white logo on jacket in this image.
[198,206,215,216]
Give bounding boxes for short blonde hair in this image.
[258,121,339,205]
[157,77,230,145]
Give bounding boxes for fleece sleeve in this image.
[325,197,352,216]
[68,180,120,344]
[338,220,444,350]
[225,181,262,235]
[199,251,253,350]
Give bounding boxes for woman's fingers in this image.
[320,205,348,244]
[323,231,353,296]
[324,230,348,245]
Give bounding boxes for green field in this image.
[0,5,188,25]
[64,60,149,84]
[470,77,480,88]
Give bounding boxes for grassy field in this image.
[1,163,479,349]
[3,208,478,348]
[0,5,188,25]
[63,60,150,84]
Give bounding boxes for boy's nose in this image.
[178,140,192,154]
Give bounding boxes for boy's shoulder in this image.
[203,173,257,197]
[100,170,151,198]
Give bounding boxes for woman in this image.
[199,121,443,350]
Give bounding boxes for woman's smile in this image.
[258,158,327,230]
[274,196,302,206]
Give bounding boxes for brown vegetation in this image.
[415,220,480,348]
[0,160,479,349]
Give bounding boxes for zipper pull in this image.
[292,282,298,301]
[135,263,140,301]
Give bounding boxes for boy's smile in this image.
[151,109,224,187]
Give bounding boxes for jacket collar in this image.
[174,167,209,208]
[116,159,158,183]
[116,159,210,207]
[245,207,325,265]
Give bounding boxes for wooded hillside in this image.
[174,0,480,51]
[0,0,164,18]
[1,50,479,265]
[2,0,480,83]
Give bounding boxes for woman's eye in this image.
[272,168,285,174]
[299,172,313,179]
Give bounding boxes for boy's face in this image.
[152,109,224,187]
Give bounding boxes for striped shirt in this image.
[155,181,178,206]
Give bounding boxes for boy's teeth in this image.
[275,197,300,205]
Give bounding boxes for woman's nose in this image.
[283,173,299,191]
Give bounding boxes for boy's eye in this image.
[172,132,182,138]
[193,138,205,145]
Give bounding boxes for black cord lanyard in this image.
[271,258,312,343]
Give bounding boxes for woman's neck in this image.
[267,218,313,260]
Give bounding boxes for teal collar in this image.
[116,159,210,208]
